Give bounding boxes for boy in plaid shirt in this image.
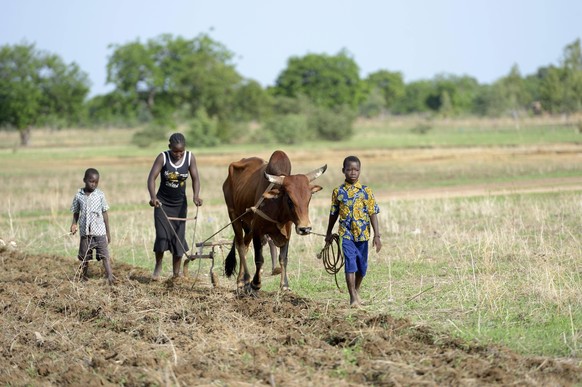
[70,168,114,285]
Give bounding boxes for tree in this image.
[499,65,529,114]
[538,39,582,114]
[559,38,582,113]
[231,80,273,122]
[273,50,363,110]
[106,33,243,124]
[429,74,480,115]
[392,80,434,114]
[364,70,405,111]
[475,65,529,117]
[0,43,90,145]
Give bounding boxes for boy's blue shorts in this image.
[341,239,368,276]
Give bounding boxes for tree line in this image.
[1,34,581,146]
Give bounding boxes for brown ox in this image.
[223,150,326,290]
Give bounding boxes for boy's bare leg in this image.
[103,257,115,285]
[172,255,182,278]
[355,272,364,304]
[346,272,360,307]
[152,252,164,280]
[79,260,89,281]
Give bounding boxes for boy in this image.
[325,156,382,307]
[70,168,115,285]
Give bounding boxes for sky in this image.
[2,0,581,97]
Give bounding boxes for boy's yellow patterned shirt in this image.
[330,180,379,242]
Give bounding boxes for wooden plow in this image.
[182,239,231,287]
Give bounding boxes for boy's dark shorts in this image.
[78,235,109,261]
[341,239,369,276]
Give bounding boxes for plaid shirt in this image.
[70,188,109,236]
[330,180,379,242]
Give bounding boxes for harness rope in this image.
[158,183,344,290]
[158,204,194,259]
[313,232,344,291]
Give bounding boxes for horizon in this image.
[2,0,582,97]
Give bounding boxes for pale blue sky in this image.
[2,0,581,96]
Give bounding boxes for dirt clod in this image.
[0,249,580,386]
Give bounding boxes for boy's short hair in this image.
[84,168,99,179]
[343,156,361,169]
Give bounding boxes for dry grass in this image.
[1,122,581,360]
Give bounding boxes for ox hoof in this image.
[271,267,282,275]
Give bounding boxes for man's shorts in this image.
[341,238,368,276]
[78,235,109,261]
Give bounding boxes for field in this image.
[1,116,582,385]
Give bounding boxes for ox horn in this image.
[305,164,327,182]
[264,172,285,185]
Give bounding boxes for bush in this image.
[187,109,220,147]
[132,123,168,148]
[262,114,310,144]
[308,106,355,141]
[359,87,385,118]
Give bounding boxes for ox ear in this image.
[263,188,281,199]
[310,185,323,194]
[264,171,285,185]
[305,164,327,182]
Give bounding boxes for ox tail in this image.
[224,238,237,277]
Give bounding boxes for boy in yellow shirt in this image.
[325,156,382,306]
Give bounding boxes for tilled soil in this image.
[1,247,580,386]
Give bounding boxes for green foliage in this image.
[270,94,312,115]
[0,42,89,144]
[364,70,405,110]
[262,114,310,144]
[410,121,433,135]
[85,91,143,127]
[474,66,532,117]
[106,33,243,123]
[273,50,363,110]
[231,80,273,122]
[392,80,434,114]
[536,39,582,114]
[359,87,385,118]
[131,122,170,148]
[428,74,481,114]
[307,105,356,141]
[186,109,220,147]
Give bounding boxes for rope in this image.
[315,232,344,291]
[159,204,191,257]
[197,182,276,247]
